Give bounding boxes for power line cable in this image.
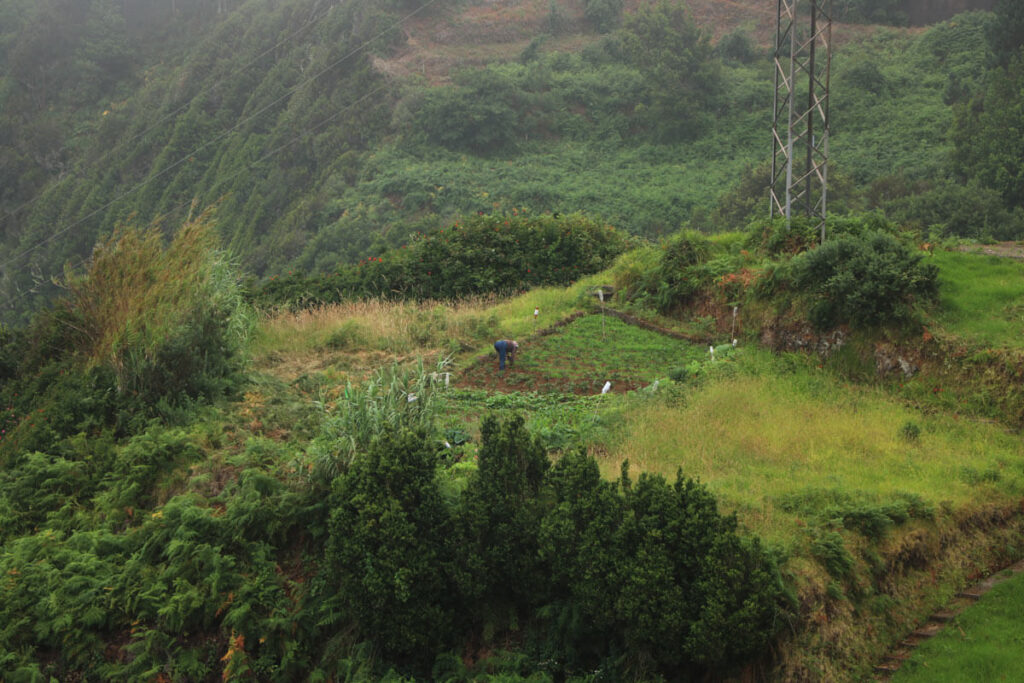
[1,0,439,273]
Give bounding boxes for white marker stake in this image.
[602,381,612,395]
[709,345,715,362]
[407,394,417,403]
[444,441,452,449]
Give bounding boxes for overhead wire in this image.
[1,0,440,277]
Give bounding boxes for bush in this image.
[323,320,367,351]
[652,230,713,313]
[454,415,550,636]
[254,211,631,308]
[308,358,449,482]
[716,30,759,64]
[57,212,251,405]
[790,231,939,329]
[745,216,821,257]
[584,0,623,33]
[620,0,721,141]
[537,454,785,677]
[900,421,921,442]
[325,428,457,673]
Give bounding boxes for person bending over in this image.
[494,339,518,371]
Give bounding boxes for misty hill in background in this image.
[1,0,1020,322]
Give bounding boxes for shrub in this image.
[537,454,785,677]
[900,421,921,442]
[325,428,457,673]
[811,530,854,579]
[610,245,662,304]
[620,0,721,141]
[57,212,251,405]
[308,357,449,482]
[653,230,713,313]
[745,216,821,257]
[790,231,939,329]
[323,320,367,351]
[584,0,623,33]
[716,30,759,64]
[454,415,550,636]
[254,211,631,309]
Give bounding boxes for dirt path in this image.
[873,558,1024,679]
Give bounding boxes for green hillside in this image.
[3,206,1024,678]
[2,0,1022,321]
[2,0,1024,679]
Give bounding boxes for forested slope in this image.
[1,0,1021,325]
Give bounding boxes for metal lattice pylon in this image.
[770,0,832,241]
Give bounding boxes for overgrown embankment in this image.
[599,214,1024,677]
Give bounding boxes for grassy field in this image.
[598,348,1024,546]
[250,273,609,381]
[930,249,1024,349]
[893,569,1024,682]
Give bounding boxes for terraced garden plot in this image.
[457,313,706,394]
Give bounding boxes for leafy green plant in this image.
[653,230,713,313]
[811,530,854,579]
[454,415,550,638]
[900,421,921,442]
[537,454,785,677]
[309,357,450,482]
[789,231,939,329]
[254,211,630,308]
[324,428,457,673]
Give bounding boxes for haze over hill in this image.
[0,0,1019,324]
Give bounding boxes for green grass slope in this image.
[893,568,1024,682]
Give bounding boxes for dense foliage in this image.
[0,358,787,680]
[785,231,940,329]
[2,1,1023,679]
[952,54,1024,212]
[3,0,1012,323]
[613,213,939,330]
[253,211,631,308]
[316,415,786,679]
[0,214,248,462]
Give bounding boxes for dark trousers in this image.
[494,340,510,370]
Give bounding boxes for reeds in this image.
[309,356,452,481]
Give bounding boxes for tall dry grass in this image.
[253,273,608,362]
[255,298,497,355]
[58,211,249,395]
